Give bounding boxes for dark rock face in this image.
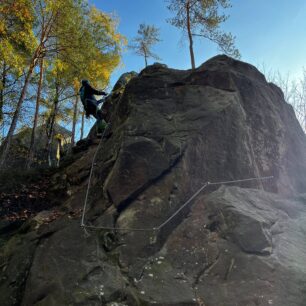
[87,71,138,139]
[105,136,180,208]
[104,55,306,200]
[1,55,306,306]
[132,187,306,306]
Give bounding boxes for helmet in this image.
[81,79,89,86]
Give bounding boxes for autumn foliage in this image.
[0,0,126,168]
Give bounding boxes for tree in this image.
[275,71,306,132]
[294,71,306,132]
[129,23,161,67]
[0,0,126,168]
[42,6,125,157]
[166,0,240,69]
[71,79,80,148]
[80,111,85,140]
[0,0,69,168]
[0,0,36,124]
[27,57,44,168]
[258,64,306,133]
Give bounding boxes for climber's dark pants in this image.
[85,99,103,121]
[84,99,107,135]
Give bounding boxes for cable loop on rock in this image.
[81,136,273,233]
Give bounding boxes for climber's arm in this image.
[89,84,107,96]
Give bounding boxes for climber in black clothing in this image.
[79,79,108,121]
[79,80,107,136]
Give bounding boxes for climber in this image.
[79,79,108,136]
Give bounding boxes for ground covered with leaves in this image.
[0,168,64,221]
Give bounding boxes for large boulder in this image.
[1,55,306,306]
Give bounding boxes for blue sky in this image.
[91,0,306,86]
[79,0,306,138]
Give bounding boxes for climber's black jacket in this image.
[79,80,107,119]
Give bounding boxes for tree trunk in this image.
[144,54,148,67]
[71,93,78,147]
[142,43,148,67]
[0,62,7,124]
[304,104,306,132]
[27,58,44,169]
[47,81,59,167]
[186,1,195,70]
[80,111,85,140]
[0,58,37,168]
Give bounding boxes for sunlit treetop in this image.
[0,0,37,73]
[36,1,126,92]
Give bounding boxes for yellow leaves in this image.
[88,6,126,49]
[52,59,68,75]
[90,7,109,26]
[0,40,25,75]
[54,4,126,91]
[56,60,67,72]
[12,1,34,23]
[54,133,63,140]
[45,0,62,13]
[72,78,80,92]
[114,33,127,46]
[0,0,34,26]
[0,0,36,68]
[1,0,125,108]
[93,62,111,84]
[0,21,6,36]
[84,53,120,88]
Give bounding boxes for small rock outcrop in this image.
[1,55,306,306]
[0,123,72,168]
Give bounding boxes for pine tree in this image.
[129,23,161,67]
[166,0,240,69]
